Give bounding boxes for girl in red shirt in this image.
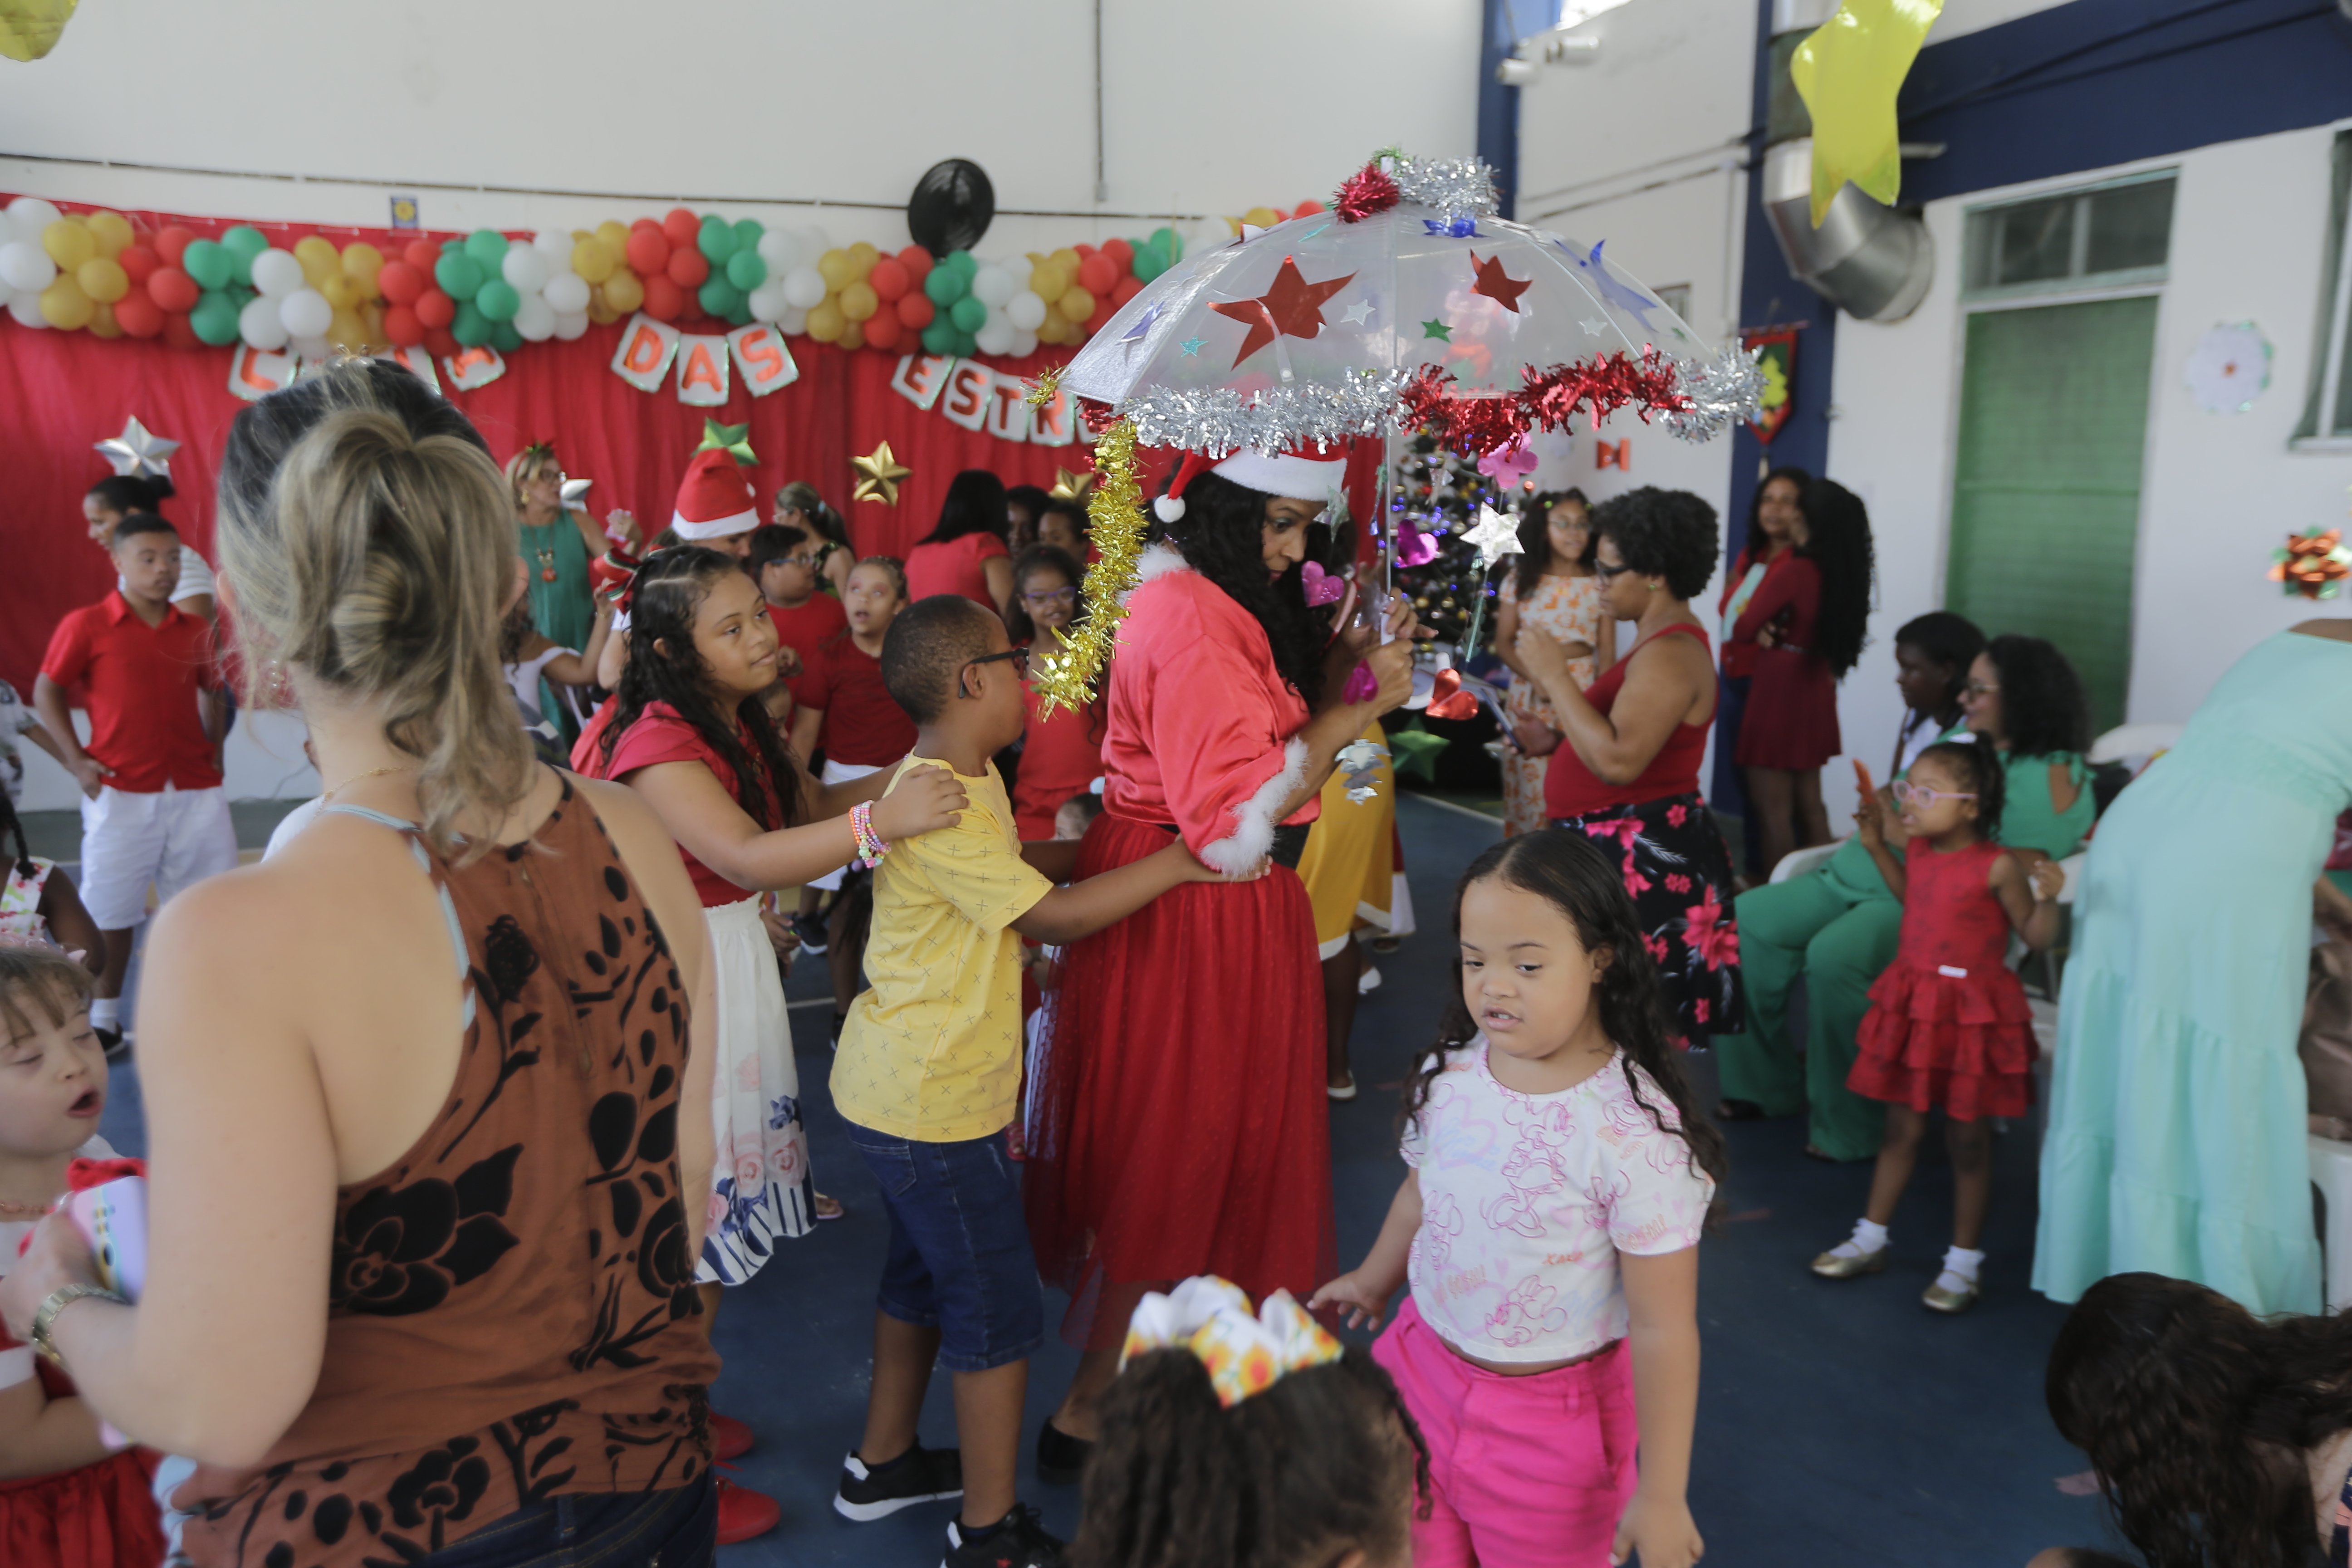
[1005,546,1105,841]
[905,470,1014,618]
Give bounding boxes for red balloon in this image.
[113,292,164,338]
[1075,242,1097,259]
[1294,199,1326,217]
[1112,275,1144,306]
[1083,297,1114,335]
[146,266,198,313]
[153,225,194,267]
[382,304,424,347]
[1101,237,1134,269]
[662,207,699,249]
[665,247,709,289]
[624,228,670,276]
[377,261,426,305]
[642,273,686,321]
[869,257,910,302]
[863,309,904,350]
[424,325,459,358]
[403,239,440,272]
[895,292,935,329]
[898,245,933,284]
[1077,253,1118,295]
[412,287,456,329]
[117,245,160,285]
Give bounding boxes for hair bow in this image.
[1119,1275,1343,1407]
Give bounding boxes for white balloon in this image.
[0,241,56,293]
[533,228,575,262]
[6,197,61,245]
[8,294,49,328]
[239,295,290,350]
[970,265,1017,308]
[553,309,590,341]
[974,317,1016,356]
[249,248,305,299]
[1005,289,1048,331]
[756,229,802,274]
[799,225,831,254]
[748,280,790,322]
[779,304,809,335]
[541,271,590,313]
[290,334,331,360]
[781,266,828,310]
[512,293,555,341]
[1009,327,1039,357]
[501,245,551,294]
[279,288,333,338]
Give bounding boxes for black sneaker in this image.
[833,1442,963,1522]
[1034,1420,1092,1486]
[790,912,830,955]
[943,1503,1063,1568]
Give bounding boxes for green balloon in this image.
[182,239,232,291]
[463,228,507,269]
[725,250,766,291]
[452,300,491,347]
[189,289,241,346]
[733,217,763,253]
[1131,245,1165,284]
[699,277,745,318]
[434,252,485,298]
[951,328,979,357]
[475,279,521,322]
[698,215,738,264]
[220,225,268,262]
[921,321,957,355]
[923,264,965,305]
[491,317,523,352]
[949,294,988,332]
[945,249,978,279]
[726,299,754,327]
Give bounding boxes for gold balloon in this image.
[341,241,384,282]
[839,280,878,322]
[84,211,132,259]
[816,248,854,292]
[75,255,127,303]
[39,273,93,329]
[321,274,362,310]
[328,307,370,348]
[847,240,878,279]
[1029,262,1068,302]
[0,0,80,62]
[41,218,94,270]
[572,238,615,284]
[87,299,121,338]
[1049,246,1081,274]
[838,318,864,351]
[294,235,340,286]
[586,288,621,325]
[595,220,628,252]
[1058,285,1095,322]
[805,299,845,342]
[1243,205,1281,229]
[601,266,644,314]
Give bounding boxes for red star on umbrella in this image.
[1470,251,1532,314]
[1210,256,1357,368]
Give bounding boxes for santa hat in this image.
[1154,446,1348,523]
[671,450,760,541]
[589,544,640,604]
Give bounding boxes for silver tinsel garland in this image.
[1385,155,1501,222]
[1116,367,1416,457]
[1662,345,1767,442]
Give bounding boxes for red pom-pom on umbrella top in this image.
[1334,162,1401,224]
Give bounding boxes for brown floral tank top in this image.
[174,777,718,1568]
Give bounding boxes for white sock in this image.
[90,997,120,1032]
[1829,1218,1889,1259]
[1940,1245,1985,1286]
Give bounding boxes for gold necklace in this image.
[321,764,417,804]
[0,1193,54,1218]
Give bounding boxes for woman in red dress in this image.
[904,469,1015,618]
[1713,466,1807,867]
[1022,448,1416,1482]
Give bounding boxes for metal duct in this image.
[1760,0,1935,322]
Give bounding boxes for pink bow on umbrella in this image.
[1477,440,1538,486]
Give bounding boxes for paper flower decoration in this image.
[2271,529,2352,600]
[2186,322,2273,414]
[1476,440,1538,487]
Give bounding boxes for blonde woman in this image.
[507,443,632,735]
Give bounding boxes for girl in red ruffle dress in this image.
[1810,741,2067,1314]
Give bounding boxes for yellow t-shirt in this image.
[832,757,1055,1142]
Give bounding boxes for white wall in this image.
[0,0,1480,261]
[16,709,318,814]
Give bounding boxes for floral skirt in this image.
[698,895,813,1286]
[1553,791,1745,1044]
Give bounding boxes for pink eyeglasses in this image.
[1891,780,1976,806]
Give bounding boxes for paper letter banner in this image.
[611,312,680,392]
[983,373,1030,444]
[728,323,798,397]
[442,345,507,393]
[1028,380,1078,446]
[889,353,954,411]
[228,344,299,402]
[938,359,994,432]
[674,335,730,407]
[385,344,440,394]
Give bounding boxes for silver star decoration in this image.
[1337,737,1388,804]
[1579,317,1611,337]
[93,416,179,484]
[1340,300,1375,326]
[1463,502,1524,572]
[560,477,593,508]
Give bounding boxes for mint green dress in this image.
[2035,631,2352,1315]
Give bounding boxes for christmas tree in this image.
[1388,429,1534,652]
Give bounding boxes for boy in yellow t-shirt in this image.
[830,594,1221,1568]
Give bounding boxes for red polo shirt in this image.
[41,593,222,792]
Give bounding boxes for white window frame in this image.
[2297,138,2352,453]
[1960,169,2178,304]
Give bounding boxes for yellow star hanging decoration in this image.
[1789,0,1944,228]
[1047,465,1095,503]
[850,440,913,507]
[0,0,78,61]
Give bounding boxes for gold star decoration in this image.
[696,416,758,466]
[850,440,913,506]
[1789,0,1944,227]
[1048,465,1095,503]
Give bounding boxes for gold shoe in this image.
[1922,1275,1979,1313]
[1810,1245,1887,1279]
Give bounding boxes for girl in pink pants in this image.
[1314,829,1722,1568]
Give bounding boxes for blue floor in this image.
[94,793,2122,1566]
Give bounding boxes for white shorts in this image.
[807,759,884,893]
[77,784,239,930]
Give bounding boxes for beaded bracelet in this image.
[849,800,891,869]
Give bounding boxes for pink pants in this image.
[1372,1296,1639,1568]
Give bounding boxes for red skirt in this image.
[0,1449,166,1568]
[1023,813,1333,1348]
[1847,959,2037,1120]
[1734,647,1841,769]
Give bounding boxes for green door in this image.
[1947,295,2158,734]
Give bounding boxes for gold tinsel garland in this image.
[1031,416,1146,716]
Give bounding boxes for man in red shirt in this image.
[33,514,235,1051]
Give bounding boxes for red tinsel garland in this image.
[1401,349,1695,456]
[1334,162,1401,224]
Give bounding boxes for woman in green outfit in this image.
[1715,630,2095,1161]
[2036,622,2352,1316]
[507,442,625,744]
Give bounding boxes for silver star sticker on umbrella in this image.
[1340,299,1375,326]
[1463,503,1524,572]
[94,417,180,485]
[1579,317,1611,337]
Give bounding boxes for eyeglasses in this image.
[968,647,1031,677]
[1891,780,1977,806]
[1592,559,1637,581]
[1964,680,2000,697]
[1022,586,1078,607]
[779,554,818,569]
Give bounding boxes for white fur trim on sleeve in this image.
[1198,736,1309,876]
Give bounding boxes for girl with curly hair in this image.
[1960,635,2096,865]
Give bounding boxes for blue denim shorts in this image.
[406,1473,715,1568]
[846,1123,1044,1373]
